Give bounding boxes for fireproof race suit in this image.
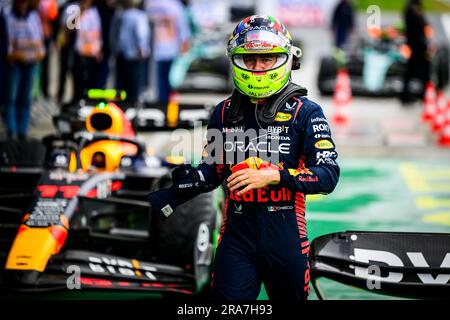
[148,86,340,300]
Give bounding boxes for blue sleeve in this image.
[196,100,227,189]
[279,101,340,194]
[148,100,228,217]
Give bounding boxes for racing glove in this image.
[148,164,212,219]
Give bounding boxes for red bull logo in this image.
[229,186,292,203]
[288,167,313,176]
[230,157,282,172]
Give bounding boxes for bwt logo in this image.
[352,249,450,290]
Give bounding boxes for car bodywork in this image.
[0,101,220,297]
[317,27,449,96]
[310,231,450,299]
[62,89,215,132]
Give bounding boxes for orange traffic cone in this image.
[438,100,450,147]
[332,68,352,126]
[421,81,437,122]
[432,90,446,133]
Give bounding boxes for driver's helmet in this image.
[227,15,302,99]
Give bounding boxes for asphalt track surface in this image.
[1,12,450,300]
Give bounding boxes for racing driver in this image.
[148,15,340,300]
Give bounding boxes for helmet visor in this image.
[232,53,288,72]
[228,30,291,53]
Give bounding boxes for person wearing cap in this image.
[147,15,340,300]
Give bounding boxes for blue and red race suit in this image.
[149,86,340,300]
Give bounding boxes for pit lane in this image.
[1,12,450,301]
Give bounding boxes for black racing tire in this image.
[150,179,217,267]
[317,57,337,96]
[0,139,46,167]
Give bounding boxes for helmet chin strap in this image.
[226,82,308,127]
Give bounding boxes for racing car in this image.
[1,100,448,300]
[169,26,233,94]
[317,25,449,96]
[0,100,221,298]
[60,89,215,132]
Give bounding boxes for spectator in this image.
[331,0,355,49]
[0,3,9,118]
[96,0,116,89]
[72,0,102,102]
[145,0,190,104]
[111,0,150,103]
[5,0,45,140]
[401,0,432,104]
[55,0,76,104]
[37,0,58,98]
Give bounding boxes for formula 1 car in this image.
[169,27,233,94]
[317,26,450,96]
[0,100,221,298]
[61,89,215,132]
[1,103,448,300]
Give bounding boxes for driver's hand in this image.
[227,169,280,196]
[171,164,206,191]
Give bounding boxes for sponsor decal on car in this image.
[88,255,157,281]
[353,248,450,284]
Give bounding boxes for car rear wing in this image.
[59,100,213,133]
[309,231,450,300]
